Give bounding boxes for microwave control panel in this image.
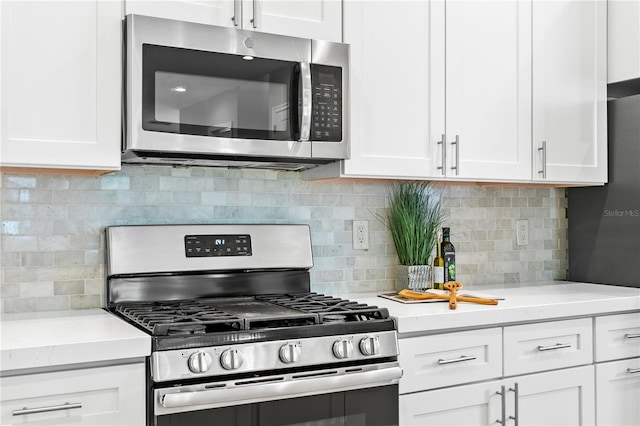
[310,64,342,142]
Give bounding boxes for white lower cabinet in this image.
[595,312,640,426]
[398,318,596,426]
[399,365,595,426]
[596,359,640,426]
[0,363,145,425]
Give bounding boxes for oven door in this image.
[125,14,313,159]
[153,362,401,426]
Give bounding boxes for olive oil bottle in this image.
[432,230,445,290]
[441,227,456,283]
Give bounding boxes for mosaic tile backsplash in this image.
[0,166,568,313]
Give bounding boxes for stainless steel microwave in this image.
[123,14,349,171]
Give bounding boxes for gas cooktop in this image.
[114,292,393,351]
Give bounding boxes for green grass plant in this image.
[379,181,445,266]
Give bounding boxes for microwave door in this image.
[131,44,312,160]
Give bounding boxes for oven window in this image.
[142,44,299,141]
[155,385,398,426]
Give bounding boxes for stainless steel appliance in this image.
[123,14,349,171]
[105,224,401,425]
[568,93,640,287]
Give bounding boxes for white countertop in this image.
[0,309,151,373]
[343,281,640,335]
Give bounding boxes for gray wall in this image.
[0,166,568,313]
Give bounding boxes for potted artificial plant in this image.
[380,181,445,291]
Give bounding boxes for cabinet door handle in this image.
[537,342,571,351]
[450,135,460,175]
[13,402,82,416]
[496,385,506,425]
[625,333,640,339]
[232,0,240,26]
[437,355,477,365]
[250,0,258,28]
[509,382,519,426]
[628,368,640,374]
[437,134,446,176]
[538,141,547,179]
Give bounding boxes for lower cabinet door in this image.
[0,363,145,425]
[515,365,595,426]
[596,358,640,425]
[399,380,502,426]
[399,366,595,426]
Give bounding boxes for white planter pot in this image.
[396,264,433,292]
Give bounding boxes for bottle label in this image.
[433,266,444,284]
[444,253,456,282]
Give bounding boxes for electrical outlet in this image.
[353,220,369,250]
[516,219,529,246]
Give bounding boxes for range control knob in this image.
[279,343,302,364]
[359,336,380,356]
[332,339,354,359]
[220,349,244,370]
[187,351,213,374]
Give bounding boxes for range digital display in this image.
[184,234,252,257]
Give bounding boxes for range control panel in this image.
[185,234,252,257]
[310,64,342,142]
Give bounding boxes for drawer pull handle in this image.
[12,402,82,416]
[625,333,640,339]
[438,355,477,365]
[628,368,640,374]
[537,343,571,352]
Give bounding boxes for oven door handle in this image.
[157,364,402,415]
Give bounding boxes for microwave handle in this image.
[299,62,312,142]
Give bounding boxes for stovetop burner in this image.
[114,292,389,339]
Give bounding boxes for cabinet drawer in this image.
[596,358,640,426]
[595,312,640,362]
[0,363,145,425]
[398,328,502,394]
[503,318,593,376]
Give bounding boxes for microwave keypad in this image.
[310,64,342,142]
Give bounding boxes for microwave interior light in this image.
[242,55,254,61]
[172,86,187,92]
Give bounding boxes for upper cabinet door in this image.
[608,0,640,84]
[125,0,236,27]
[243,0,342,42]
[0,1,121,171]
[532,0,607,185]
[125,1,341,42]
[442,0,532,182]
[339,0,438,179]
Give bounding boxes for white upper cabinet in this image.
[337,0,437,179]
[0,1,121,172]
[438,0,532,182]
[531,0,607,185]
[125,0,342,42]
[125,0,236,27]
[307,0,607,186]
[608,0,640,84]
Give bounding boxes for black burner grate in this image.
[114,293,390,337]
[115,301,244,336]
[256,293,390,323]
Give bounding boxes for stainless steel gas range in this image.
[104,224,401,426]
